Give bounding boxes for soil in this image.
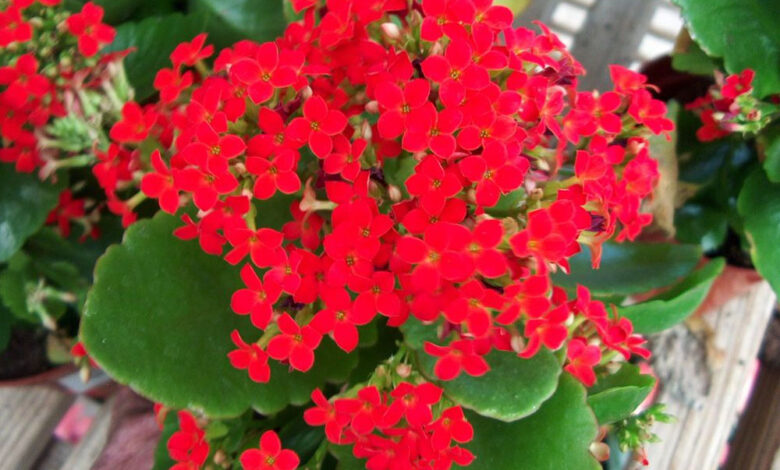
[0,328,53,380]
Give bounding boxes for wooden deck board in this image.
[0,386,74,470]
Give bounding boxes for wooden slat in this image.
[0,386,74,470]
[636,281,776,470]
[59,398,113,470]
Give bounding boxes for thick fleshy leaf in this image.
[760,124,780,183]
[674,203,728,252]
[673,0,780,98]
[189,0,286,49]
[82,212,357,418]
[465,374,600,470]
[587,363,655,424]
[65,0,142,24]
[553,242,702,296]
[671,40,718,76]
[418,347,561,422]
[103,13,207,100]
[619,258,725,334]
[737,168,780,296]
[0,163,65,263]
[402,318,561,422]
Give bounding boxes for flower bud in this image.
[365,100,379,114]
[396,363,412,378]
[381,22,401,40]
[589,441,610,462]
[387,184,402,202]
[301,86,313,100]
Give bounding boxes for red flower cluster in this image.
[0,1,132,230]
[305,384,474,469]
[686,69,761,141]
[240,431,299,470]
[124,0,663,397]
[167,411,210,470]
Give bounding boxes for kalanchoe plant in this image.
[4,0,745,469]
[0,0,132,376]
[667,0,780,298]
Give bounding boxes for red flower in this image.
[383,381,443,427]
[180,123,246,172]
[459,141,528,207]
[310,287,363,352]
[404,104,462,157]
[246,149,301,200]
[154,67,193,104]
[405,156,462,214]
[420,0,475,42]
[65,2,115,57]
[230,42,298,104]
[0,6,32,47]
[141,150,180,214]
[266,313,322,372]
[424,339,489,380]
[170,33,214,67]
[349,270,401,321]
[422,40,490,107]
[395,222,473,291]
[456,108,516,151]
[287,95,347,158]
[519,304,570,358]
[628,89,673,134]
[231,264,282,329]
[429,406,474,450]
[564,338,601,386]
[240,431,300,470]
[224,224,286,267]
[375,78,430,139]
[167,411,209,470]
[47,189,85,237]
[228,330,271,383]
[323,135,365,181]
[303,389,349,443]
[282,201,324,250]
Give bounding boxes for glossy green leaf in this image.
[619,258,725,334]
[417,348,561,422]
[552,242,701,296]
[760,124,780,183]
[402,317,561,422]
[104,13,208,101]
[674,203,728,252]
[64,0,142,24]
[0,163,65,263]
[188,0,286,49]
[82,212,357,418]
[673,0,780,98]
[465,374,600,470]
[587,363,655,424]
[151,411,177,470]
[671,40,718,76]
[737,168,780,296]
[0,301,11,353]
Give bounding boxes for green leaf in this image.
[737,168,780,296]
[382,155,417,199]
[104,13,208,101]
[673,0,780,98]
[619,258,725,334]
[402,317,562,422]
[188,0,286,50]
[552,242,702,296]
[82,212,357,418]
[760,124,780,183]
[64,0,142,24]
[485,189,525,217]
[0,301,11,353]
[417,348,561,422]
[465,374,600,470]
[674,203,728,252]
[587,363,655,424]
[671,40,718,76]
[0,163,65,263]
[151,411,177,470]
[493,0,532,15]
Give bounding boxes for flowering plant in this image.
[2,0,751,468]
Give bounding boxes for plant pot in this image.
[694,264,763,316]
